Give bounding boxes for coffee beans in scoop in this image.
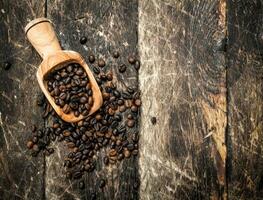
[46,63,94,117]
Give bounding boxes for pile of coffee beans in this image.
[46,63,93,117]
[26,51,141,191]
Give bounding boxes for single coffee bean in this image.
[93,66,100,74]
[128,56,136,64]
[113,51,119,58]
[119,105,126,112]
[131,105,138,112]
[32,144,40,152]
[73,171,83,179]
[80,36,87,44]
[109,149,117,157]
[27,140,34,149]
[151,117,157,125]
[134,60,140,70]
[117,153,124,161]
[47,148,54,154]
[134,99,141,107]
[124,149,131,158]
[89,55,95,63]
[103,157,109,165]
[132,149,139,155]
[98,59,106,68]
[3,61,11,70]
[32,136,38,143]
[118,64,126,73]
[127,114,133,119]
[106,72,113,81]
[126,120,135,128]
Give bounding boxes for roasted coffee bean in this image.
[103,157,109,165]
[98,59,105,68]
[128,56,136,64]
[122,91,131,99]
[113,90,121,98]
[119,105,126,112]
[134,99,141,107]
[131,105,138,112]
[93,66,100,74]
[99,179,106,188]
[80,36,87,44]
[100,126,108,133]
[132,149,138,155]
[89,55,95,63]
[134,60,140,70]
[127,114,133,120]
[32,144,40,152]
[127,120,135,128]
[118,64,126,73]
[124,149,131,158]
[106,72,113,81]
[122,140,129,147]
[47,148,55,154]
[109,149,117,157]
[149,116,157,125]
[127,143,134,151]
[117,99,124,106]
[73,171,83,179]
[32,136,38,143]
[113,51,119,58]
[3,61,11,70]
[117,153,124,161]
[27,140,34,149]
[79,181,85,189]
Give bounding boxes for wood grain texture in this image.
[227,0,263,199]
[138,0,227,199]
[46,0,139,199]
[0,0,46,199]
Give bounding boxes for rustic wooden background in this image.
[0,0,262,200]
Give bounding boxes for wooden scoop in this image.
[25,18,103,123]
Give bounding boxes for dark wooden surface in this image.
[227,0,263,199]
[0,0,262,200]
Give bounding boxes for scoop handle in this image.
[25,18,62,59]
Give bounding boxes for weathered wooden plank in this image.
[227,0,263,199]
[46,0,139,199]
[0,0,46,199]
[138,0,227,199]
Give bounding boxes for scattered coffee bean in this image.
[127,120,135,128]
[113,51,120,58]
[151,117,157,125]
[134,60,140,70]
[118,64,126,73]
[128,56,136,64]
[27,140,34,149]
[98,59,106,68]
[89,55,96,63]
[3,61,11,70]
[99,179,106,188]
[80,36,87,44]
